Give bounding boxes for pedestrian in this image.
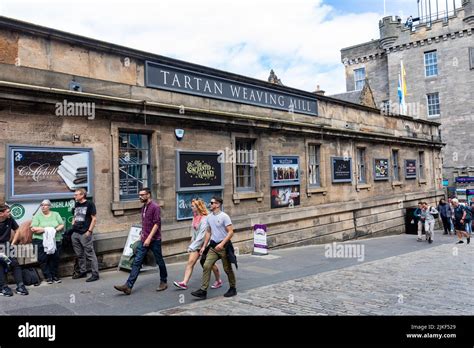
[437,198,452,235]
[30,199,64,284]
[114,187,168,295]
[191,196,237,299]
[0,204,29,296]
[452,198,470,244]
[464,202,473,236]
[421,202,438,244]
[413,202,424,242]
[70,188,100,282]
[448,197,455,234]
[173,199,222,290]
[405,15,413,30]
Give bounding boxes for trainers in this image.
[456,240,464,244]
[467,237,470,245]
[72,272,87,279]
[46,278,53,284]
[173,281,187,290]
[114,284,132,295]
[428,237,433,244]
[86,275,99,282]
[211,279,223,289]
[53,277,62,284]
[156,282,168,291]
[417,238,423,242]
[0,286,13,297]
[16,285,29,296]
[191,289,207,299]
[223,287,237,298]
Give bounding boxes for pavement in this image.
[0,231,472,315]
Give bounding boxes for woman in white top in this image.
[173,199,222,290]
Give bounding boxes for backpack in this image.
[464,206,472,221]
[22,267,40,286]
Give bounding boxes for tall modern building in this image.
[339,0,474,201]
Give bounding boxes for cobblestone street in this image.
[152,240,473,316]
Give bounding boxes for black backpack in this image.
[22,267,40,286]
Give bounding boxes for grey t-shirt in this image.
[207,211,232,243]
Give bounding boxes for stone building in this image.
[339,0,474,201]
[0,16,444,273]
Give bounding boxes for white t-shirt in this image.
[207,211,232,243]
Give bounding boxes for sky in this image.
[0,0,422,94]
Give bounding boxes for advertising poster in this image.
[253,224,268,255]
[176,151,223,191]
[374,158,389,181]
[118,225,142,271]
[271,156,300,186]
[405,159,417,179]
[7,145,93,201]
[331,157,352,183]
[271,185,300,209]
[176,190,223,220]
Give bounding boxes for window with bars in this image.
[119,132,150,200]
[419,151,425,180]
[308,144,321,187]
[235,139,256,191]
[357,148,366,184]
[424,51,438,77]
[427,93,440,117]
[354,68,365,91]
[392,150,400,181]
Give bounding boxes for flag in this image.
[397,60,407,114]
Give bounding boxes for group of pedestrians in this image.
[0,188,99,297]
[114,190,237,299]
[413,198,472,244]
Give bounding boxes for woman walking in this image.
[437,198,452,235]
[173,199,222,290]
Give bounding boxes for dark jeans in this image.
[127,240,167,288]
[33,239,62,279]
[0,250,24,288]
[440,217,450,234]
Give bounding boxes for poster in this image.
[405,159,417,179]
[176,151,223,191]
[331,157,352,183]
[176,190,223,220]
[271,185,300,209]
[271,156,300,186]
[118,225,142,271]
[7,145,93,201]
[253,224,268,255]
[374,158,389,181]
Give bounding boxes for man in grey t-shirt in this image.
[191,196,237,299]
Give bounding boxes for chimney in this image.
[313,85,325,96]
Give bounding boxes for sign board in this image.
[270,156,300,187]
[118,225,142,271]
[176,190,223,220]
[331,157,352,183]
[442,179,449,187]
[176,151,224,192]
[405,159,417,179]
[253,224,268,255]
[145,61,318,116]
[374,158,389,181]
[271,185,300,209]
[455,177,474,183]
[6,145,93,201]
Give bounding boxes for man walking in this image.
[421,202,438,244]
[71,188,99,282]
[191,196,237,299]
[452,198,470,245]
[414,202,424,242]
[114,188,168,295]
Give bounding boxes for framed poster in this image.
[176,151,224,192]
[405,159,417,179]
[331,157,352,183]
[374,158,390,181]
[253,224,268,255]
[271,185,300,209]
[176,190,223,220]
[270,156,300,187]
[6,145,93,201]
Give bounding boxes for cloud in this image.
[0,0,385,94]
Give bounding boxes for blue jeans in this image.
[465,221,472,235]
[127,240,167,288]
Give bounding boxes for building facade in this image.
[0,16,444,274]
[340,0,474,201]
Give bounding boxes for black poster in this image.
[177,151,223,191]
[331,157,352,183]
[405,159,417,179]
